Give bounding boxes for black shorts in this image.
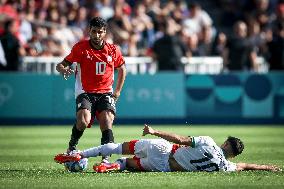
[76,93,116,117]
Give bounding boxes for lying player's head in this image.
[226,136,244,157]
[89,17,107,46]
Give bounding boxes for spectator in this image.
[211,32,227,56]
[18,9,32,46]
[186,33,201,57]
[107,2,132,45]
[0,0,19,36]
[247,0,274,31]
[0,19,25,71]
[171,0,189,25]
[54,16,83,55]
[266,22,284,70]
[219,0,244,28]
[142,0,162,33]
[247,18,267,58]
[97,0,114,21]
[182,2,213,37]
[152,17,188,71]
[127,31,139,56]
[265,1,284,70]
[0,36,7,70]
[198,26,214,56]
[223,21,258,71]
[131,2,155,54]
[71,6,88,32]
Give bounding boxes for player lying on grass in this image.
[54,124,282,173]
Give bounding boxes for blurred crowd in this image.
[0,0,283,71]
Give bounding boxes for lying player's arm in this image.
[236,163,282,172]
[56,60,74,80]
[142,124,192,146]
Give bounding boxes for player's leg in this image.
[115,139,152,171]
[125,157,145,171]
[96,93,117,161]
[68,94,92,152]
[97,110,115,145]
[80,141,133,157]
[93,157,144,173]
[55,141,136,164]
[96,110,114,162]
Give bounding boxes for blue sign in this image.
[0,72,283,124]
[117,73,186,118]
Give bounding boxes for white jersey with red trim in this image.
[173,136,237,172]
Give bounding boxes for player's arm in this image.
[236,163,282,172]
[113,63,127,100]
[56,59,74,80]
[142,124,192,146]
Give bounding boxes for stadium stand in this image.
[1,0,283,73]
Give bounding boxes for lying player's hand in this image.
[142,124,155,136]
[269,165,282,172]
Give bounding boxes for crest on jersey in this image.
[107,55,112,62]
[86,50,93,60]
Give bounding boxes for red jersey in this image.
[65,40,125,97]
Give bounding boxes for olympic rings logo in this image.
[0,83,13,106]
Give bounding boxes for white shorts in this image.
[134,139,173,172]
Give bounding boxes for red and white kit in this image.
[131,136,237,172]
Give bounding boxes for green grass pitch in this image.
[0,125,283,189]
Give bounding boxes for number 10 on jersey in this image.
[96,62,107,75]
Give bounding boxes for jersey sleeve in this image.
[225,160,237,172]
[191,136,216,148]
[65,42,81,64]
[113,45,125,68]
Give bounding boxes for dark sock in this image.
[101,129,114,145]
[68,124,84,151]
[101,129,114,160]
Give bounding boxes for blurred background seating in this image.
[0,0,283,73]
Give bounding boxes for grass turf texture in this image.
[0,125,283,189]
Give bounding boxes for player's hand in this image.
[56,62,74,80]
[61,68,74,80]
[112,93,120,102]
[142,124,155,136]
[269,165,282,172]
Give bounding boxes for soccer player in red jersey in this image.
[56,17,127,162]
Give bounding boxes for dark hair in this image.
[4,19,13,31]
[188,2,200,9]
[89,17,107,28]
[227,136,244,156]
